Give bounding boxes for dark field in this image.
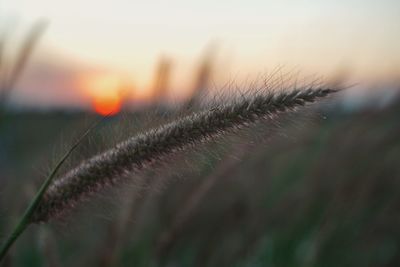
[1,94,400,267]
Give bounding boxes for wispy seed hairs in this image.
[31,87,337,222]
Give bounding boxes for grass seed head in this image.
[31,87,337,223]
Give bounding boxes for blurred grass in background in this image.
[1,92,399,266]
[1,12,400,267]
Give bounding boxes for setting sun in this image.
[81,73,126,115]
[93,95,121,115]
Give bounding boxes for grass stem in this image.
[0,116,106,262]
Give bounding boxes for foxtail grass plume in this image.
[31,88,337,222]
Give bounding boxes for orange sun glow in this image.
[81,73,124,115]
[93,95,121,115]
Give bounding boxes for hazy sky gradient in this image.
[1,0,399,107]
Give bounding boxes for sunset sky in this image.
[1,0,399,110]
